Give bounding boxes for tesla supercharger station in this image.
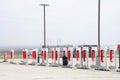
[79,47,89,69]
[28,49,38,65]
[19,49,28,65]
[38,48,48,66]
[49,48,60,67]
[98,48,109,71]
[10,49,16,64]
[75,47,82,68]
[108,48,117,69]
[90,47,97,68]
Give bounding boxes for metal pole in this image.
[96,0,101,69]
[44,5,46,48]
[40,4,49,48]
[98,0,100,57]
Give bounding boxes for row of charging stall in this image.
[2,45,120,72]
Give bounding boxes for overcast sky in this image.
[0,0,120,47]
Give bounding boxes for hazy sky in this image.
[0,0,120,47]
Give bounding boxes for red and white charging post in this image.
[66,47,73,68]
[75,47,82,68]
[28,49,38,65]
[38,48,48,66]
[50,48,60,67]
[90,47,97,68]
[80,47,89,69]
[10,49,16,64]
[108,47,116,69]
[19,49,28,65]
[98,48,109,71]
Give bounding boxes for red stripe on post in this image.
[100,50,104,63]
[68,50,71,61]
[117,44,120,50]
[76,50,79,61]
[32,51,36,60]
[91,50,95,61]
[83,50,86,62]
[110,50,113,62]
[44,51,46,60]
[55,51,58,60]
[23,51,26,59]
[10,52,12,59]
[52,51,54,60]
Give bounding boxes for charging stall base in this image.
[78,47,89,69]
[95,50,109,71]
[19,49,28,65]
[10,49,16,64]
[49,48,61,67]
[108,50,116,69]
[62,48,73,68]
[28,49,38,65]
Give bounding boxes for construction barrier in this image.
[10,49,16,64]
[49,48,60,67]
[38,48,48,66]
[28,49,38,65]
[19,49,28,65]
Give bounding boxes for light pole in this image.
[40,4,49,48]
[96,0,101,70]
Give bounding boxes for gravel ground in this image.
[0,59,120,80]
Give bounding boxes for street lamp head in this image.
[40,4,50,6]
